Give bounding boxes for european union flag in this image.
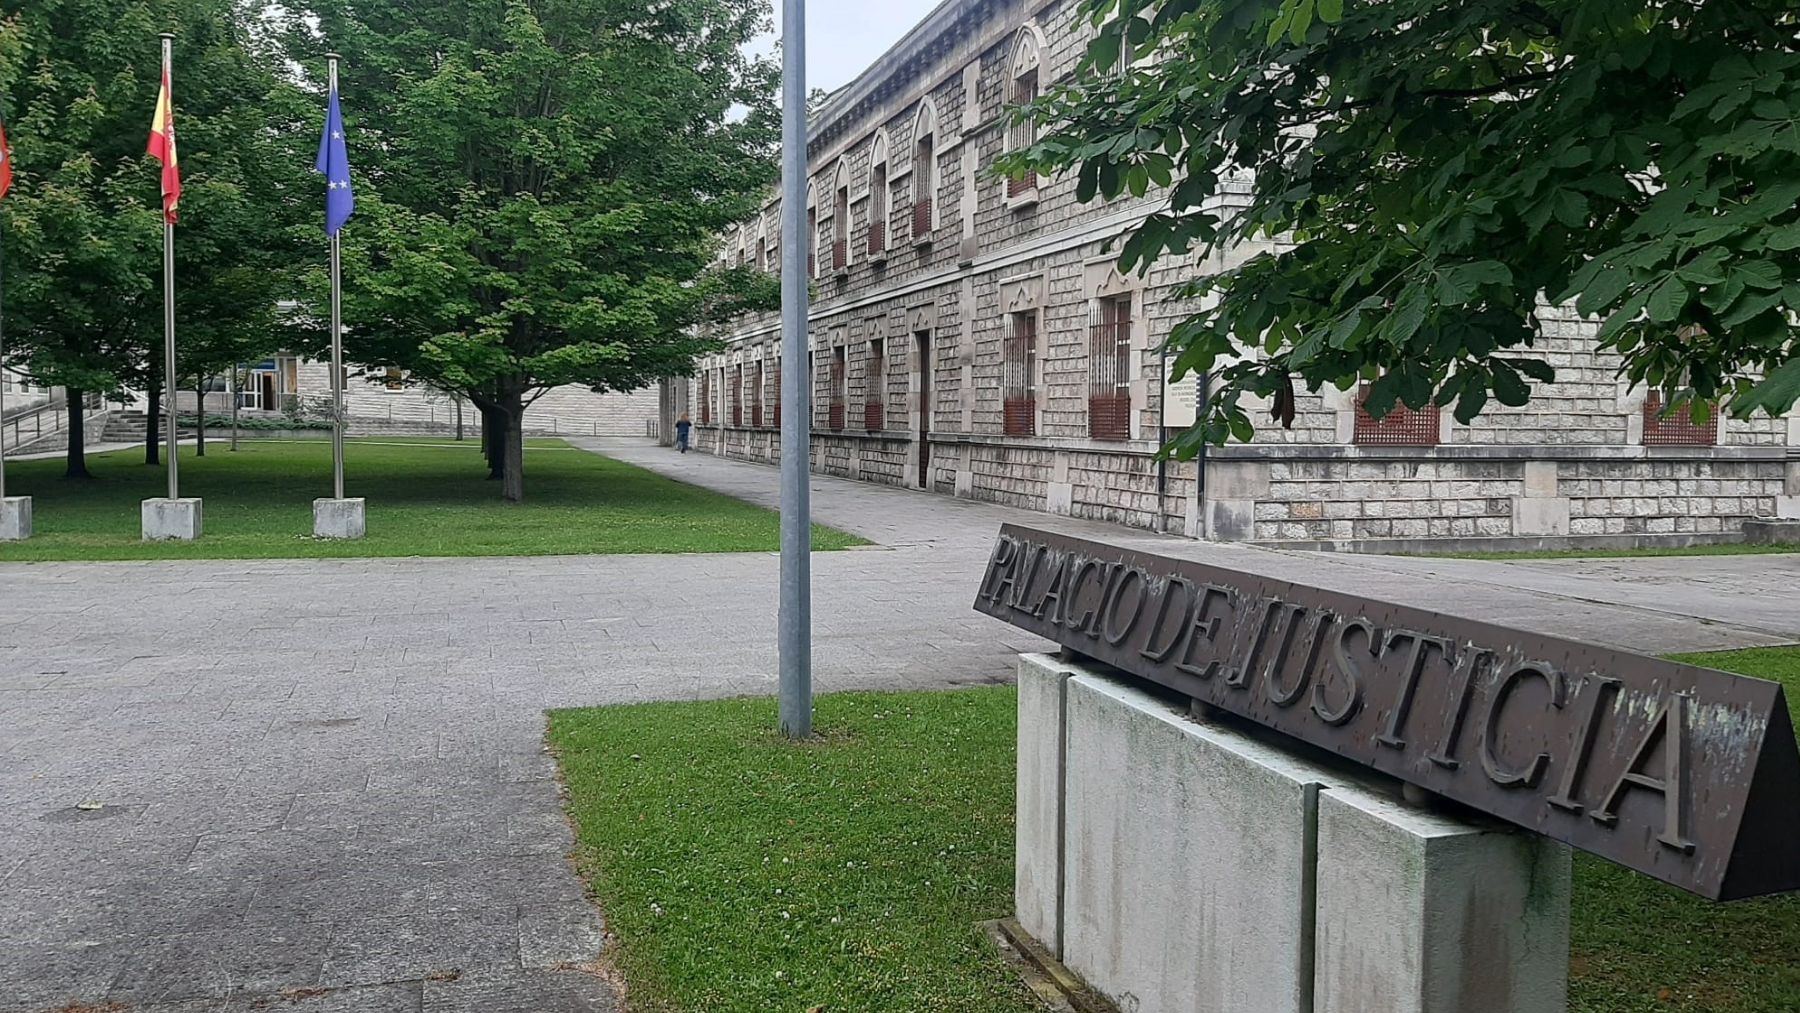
[315,84,354,235]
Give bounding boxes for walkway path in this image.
[3,439,1797,1012]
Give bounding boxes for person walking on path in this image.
[675,412,692,454]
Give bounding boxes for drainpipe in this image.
[1195,370,1212,540]
[1156,345,1169,532]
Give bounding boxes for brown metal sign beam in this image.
[974,525,1800,902]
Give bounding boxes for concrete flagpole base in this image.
[141,498,203,542]
[0,497,32,541]
[313,498,366,540]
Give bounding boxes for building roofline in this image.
[808,0,1002,149]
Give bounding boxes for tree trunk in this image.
[65,390,90,479]
[500,398,525,503]
[455,398,464,442]
[145,384,161,467]
[483,404,504,481]
[195,382,207,457]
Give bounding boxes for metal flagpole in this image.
[327,55,346,502]
[161,33,178,501]
[0,205,8,503]
[778,0,813,739]
[229,362,239,451]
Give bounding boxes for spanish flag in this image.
[147,68,180,223]
[0,119,13,202]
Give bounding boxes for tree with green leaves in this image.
[287,0,780,502]
[0,0,307,478]
[1004,0,1800,455]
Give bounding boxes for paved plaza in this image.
[3,439,1798,1012]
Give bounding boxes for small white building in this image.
[243,355,659,439]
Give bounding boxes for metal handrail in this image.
[1,395,107,454]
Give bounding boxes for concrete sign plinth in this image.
[1315,789,1571,1013]
[313,497,366,540]
[0,497,32,541]
[1015,654,1571,1013]
[141,498,203,541]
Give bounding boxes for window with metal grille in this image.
[1088,296,1133,441]
[865,338,886,431]
[1642,391,1718,446]
[698,372,711,426]
[1004,312,1038,437]
[1007,70,1040,199]
[769,357,781,432]
[829,347,847,431]
[869,137,889,259]
[807,206,818,278]
[833,178,850,273]
[913,130,935,243]
[752,362,765,428]
[1353,384,1440,446]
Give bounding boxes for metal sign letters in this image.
[975,526,1800,901]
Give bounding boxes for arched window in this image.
[806,184,820,278]
[912,100,939,242]
[755,214,769,275]
[868,131,891,259]
[1008,28,1045,199]
[832,160,851,273]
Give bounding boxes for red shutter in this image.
[1088,298,1132,441]
[829,352,846,430]
[1642,392,1718,446]
[1353,384,1440,446]
[1003,314,1038,437]
[913,198,933,242]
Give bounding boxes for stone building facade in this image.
[217,355,658,439]
[689,0,1800,550]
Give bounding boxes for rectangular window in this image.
[829,346,847,431]
[770,356,781,432]
[1003,312,1038,437]
[865,338,886,432]
[731,365,743,427]
[752,361,765,428]
[1089,296,1133,441]
[699,372,711,426]
[1642,392,1719,446]
[1353,384,1441,446]
[383,366,405,391]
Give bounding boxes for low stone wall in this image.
[1209,446,1794,552]
[695,424,1197,535]
[1017,653,1571,1013]
[694,421,1793,550]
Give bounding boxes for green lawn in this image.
[549,689,1033,1013]
[1569,647,1800,1013]
[1428,543,1798,561]
[0,439,861,561]
[552,650,1800,1013]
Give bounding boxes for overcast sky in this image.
[752,0,946,93]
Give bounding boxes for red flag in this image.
[147,69,180,223]
[0,120,13,201]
